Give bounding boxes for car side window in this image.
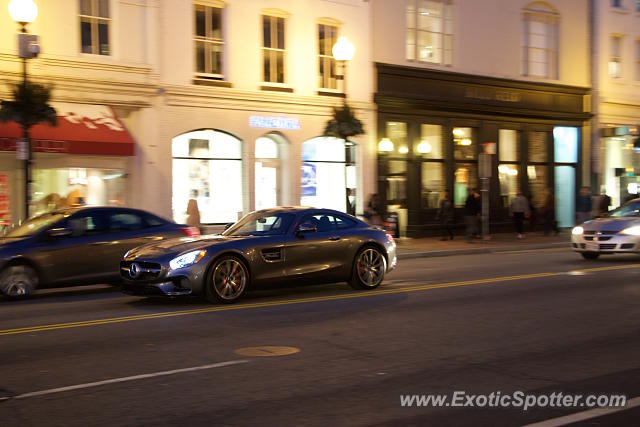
[335,215,357,230]
[143,214,165,227]
[300,214,337,232]
[110,213,144,231]
[66,213,108,237]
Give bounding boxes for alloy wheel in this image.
[0,265,38,297]
[356,248,385,288]
[212,258,247,301]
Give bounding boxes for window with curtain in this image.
[522,2,559,79]
[80,0,110,55]
[194,3,224,77]
[263,15,286,84]
[406,0,453,65]
[418,125,445,209]
[609,35,623,79]
[318,23,339,90]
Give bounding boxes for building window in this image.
[172,130,243,224]
[610,35,623,79]
[301,137,347,212]
[255,134,288,210]
[636,0,640,12]
[406,0,453,65]
[263,15,286,84]
[194,3,224,78]
[453,127,477,206]
[418,124,445,209]
[498,129,520,208]
[453,127,475,161]
[522,2,559,79]
[612,0,623,7]
[318,23,339,90]
[527,130,549,209]
[80,0,110,55]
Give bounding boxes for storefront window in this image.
[421,162,445,209]
[255,136,280,210]
[387,122,409,156]
[527,165,548,208]
[499,129,519,162]
[454,163,477,206]
[172,129,243,224]
[528,131,547,162]
[417,124,443,159]
[553,127,578,163]
[31,168,125,216]
[301,137,346,212]
[453,127,475,160]
[602,136,640,209]
[498,164,519,207]
[555,166,575,227]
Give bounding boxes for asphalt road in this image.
[1,249,639,426]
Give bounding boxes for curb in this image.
[397,241,568,260]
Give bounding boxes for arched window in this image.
[301,137,347,212]
[255,134,282,210]
[522,2,559,79]
[172,129,243,224]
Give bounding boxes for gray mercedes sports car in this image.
[121,207,397,303]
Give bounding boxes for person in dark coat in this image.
[436,190,454,241]
[464,188,481,242]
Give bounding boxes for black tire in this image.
[205,255,249,304]
[348,246,387,290]
[581,252,600,260]
[0,264,39,298]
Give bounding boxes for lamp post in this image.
[331,36,357,214]
[8,0,39,221]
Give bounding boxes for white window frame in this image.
[406,0,453,65]
[318,22,340,91]
[522,4,559,79]
[194,2,225,79]
[610,34,623,79]
[262,14,287,84]
[79,0,111,56]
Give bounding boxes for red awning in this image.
[0,103,135,156]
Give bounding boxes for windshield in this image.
[609,202,640,218]
[224,212,295,236]
[4,212,66,238]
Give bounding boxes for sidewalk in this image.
[395,231,570,259]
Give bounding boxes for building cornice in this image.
[0,53,154,76]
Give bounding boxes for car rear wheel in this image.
[0,264,39,298]
[581,252,600,260]
[349,246,386,290]
[206,256,248,304]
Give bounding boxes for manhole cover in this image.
[234,346,300,357]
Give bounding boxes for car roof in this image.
[253,206,362,220]
[49,206,157,216]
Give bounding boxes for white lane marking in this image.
[522,396,640,427]
[0,359,248,401]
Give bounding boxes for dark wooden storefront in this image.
[374,63,592,237]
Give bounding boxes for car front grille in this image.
[621,243,635,249]
[599,244,617,251]
[120,261,162,280]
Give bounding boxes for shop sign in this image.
[249,116,301,130]
[0,173,10,227]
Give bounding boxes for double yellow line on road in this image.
[1,263,638,337]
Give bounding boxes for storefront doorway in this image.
[300,137,348,212]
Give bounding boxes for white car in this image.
[571,199,640,260]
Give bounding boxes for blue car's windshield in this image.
[224,212,295,236]
[3,212,65,238]
[610,202,640,218]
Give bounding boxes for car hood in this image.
[582,217,640,232]
[126,234,249,259]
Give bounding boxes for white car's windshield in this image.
[610,202,640,218]
[224,212,295,236]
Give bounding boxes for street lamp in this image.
[8,0,39,220]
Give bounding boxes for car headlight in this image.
[621,226,640,236]
[572,226,584,236]
[169,250,206,270]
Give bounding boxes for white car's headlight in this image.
[621,226,640,236]
[169,250,206,270]
[572,226,584,235]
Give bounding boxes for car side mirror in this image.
[48,227,73,238]
[296,224,317,235]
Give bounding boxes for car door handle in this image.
[328,236,341,241]
[143,236,163,241]
[90,241,111,246]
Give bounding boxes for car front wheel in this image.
[0,264,39,298]
[206,256,249,304]
[349,246,387,290]
[581,252,600,260]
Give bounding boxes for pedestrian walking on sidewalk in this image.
[576,186,592,225]
[464,188,481,242]
[510,190,530,239]
[436,190,454,241]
